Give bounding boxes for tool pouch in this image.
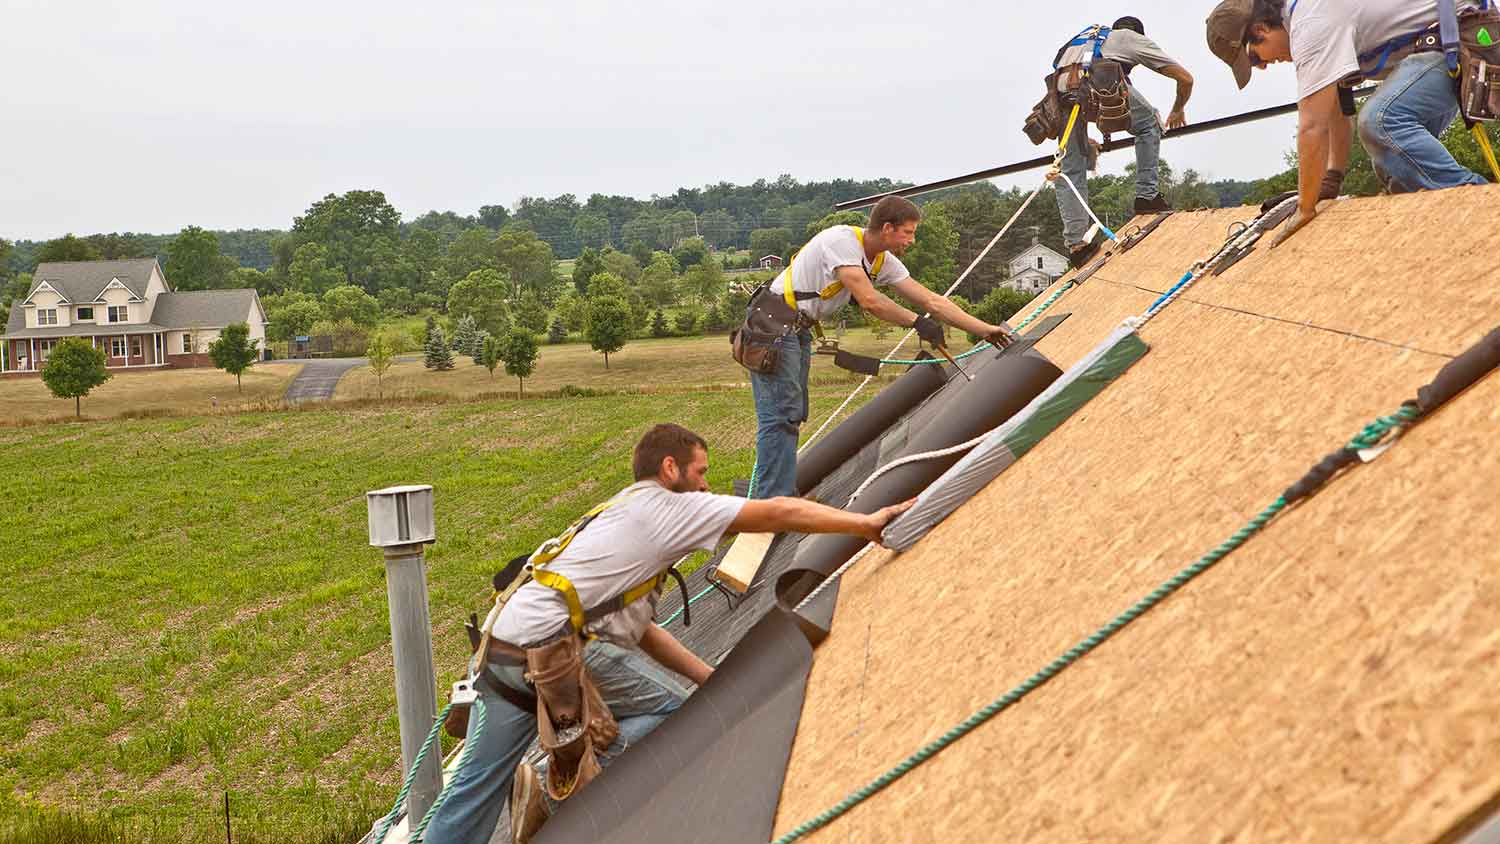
[1023,73,1066,145]
[730,285,800,375]
[526,636,619,801]
[1088,60,1132,135]
[1459,10,1500,122]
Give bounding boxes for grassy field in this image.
[336,326,933,400]
[0,365,301,426]
[0,347,890,841]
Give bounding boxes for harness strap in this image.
[1341,0,1486,78]
[1055,25,1111,71]
[1440,0,1461,72]
[781,227,887,314]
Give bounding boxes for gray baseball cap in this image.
[1206,0,1255,89]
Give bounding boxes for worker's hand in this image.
[1268,206,1316,249]
[912,314,946,348]
[983,324,1017,348]
[1166,108,1188,131]
[862,498,917,545]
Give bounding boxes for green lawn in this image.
[0,378,879,841]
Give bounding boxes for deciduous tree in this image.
[35,234,102,264]
[365,332,395,399]
[322,284,381,326]
[208,321,260,392]
[41,337,110,417]
[586,295,631,369]
[499,327,539,397]
[165,226,238,290]
[447,268,511,336]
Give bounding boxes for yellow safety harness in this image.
[523,490,675,635]
[781,226,887,335]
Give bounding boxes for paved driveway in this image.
[281,357,365,402]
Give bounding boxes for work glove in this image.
[912,314,946,347]
[1319,168,1345,200]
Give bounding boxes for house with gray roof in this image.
[1,258,267,374]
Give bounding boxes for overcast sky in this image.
[0,0,1304,241]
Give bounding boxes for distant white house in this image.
[1,258,268,374]
[1006,240,1069,296]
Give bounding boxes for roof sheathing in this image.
[773,186,1500,843]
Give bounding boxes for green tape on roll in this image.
[1479,27,1494,46]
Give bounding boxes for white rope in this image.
[799,178,1048,451]
[845,431,991,506]
[1052,171,1120,243]
[794,542,876,613]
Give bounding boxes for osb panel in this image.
[1101,186,1500,359]
[1025,206,1261,370]
[775,202,1500,843]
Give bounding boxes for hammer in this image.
[932,343,973,382]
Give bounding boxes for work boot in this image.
[511,761,552,844]
[1133,194,1172,214]
[1067,239,1101,269]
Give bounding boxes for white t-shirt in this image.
[492,481,745,648]
[771,225,910,322]
[1287,0,1483,98]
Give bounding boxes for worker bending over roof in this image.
[735,196,1015,501]
[425,423,912,844]
[1207,0,1500,246]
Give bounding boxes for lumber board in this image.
[711,531,776,594]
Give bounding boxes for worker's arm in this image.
[887,277,1002,339]
[1270,83,1342,248]
[639,624,713,687]
[1158,64,1194,130]
[838,265,916,327]
[728,496,915,545]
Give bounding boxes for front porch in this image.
[1,331,175,374]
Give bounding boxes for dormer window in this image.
[1036,257,1045,269]
[76,306,94,321]
[37,308,58,326]
[108,305,129,323]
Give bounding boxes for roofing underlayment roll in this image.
[777,350,1063,643]
[794,351,948,496]
[883,322,1150,551]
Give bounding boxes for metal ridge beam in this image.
[834,88,1376,209]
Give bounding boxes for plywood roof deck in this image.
[775,186,1500,843]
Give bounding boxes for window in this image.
[1036,257,1045,269]
[111,338,126,358]
[76,306,94,320]
[130,338,142,358]
[39,340,56,362]
[108,305,129,323]
[181,333,194,354]
[37,308,58,326]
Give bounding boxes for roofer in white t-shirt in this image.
[1206,0,1498,248]
[425,423,914,844]
[741,195,1016,502]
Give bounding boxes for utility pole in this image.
[366,485,442,826]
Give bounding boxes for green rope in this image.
[411,698,486,843]
[661,584,716,627]
[372,702,454,844]
[771,406,1412,844]
[878,281,1078,366]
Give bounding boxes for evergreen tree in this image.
[650,309,669,337]
[470,329,493,366]
[548,317,568,345]
[424,326,455,371]
[452,313,480,356]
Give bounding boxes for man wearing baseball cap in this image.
[1205,0,1492,247]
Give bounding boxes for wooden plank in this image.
[711,532,776,594]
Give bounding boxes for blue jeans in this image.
[749,329,812,499]
[423,640,689,844]
[1057,86,1163,248]
[1359,51,1487,193]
